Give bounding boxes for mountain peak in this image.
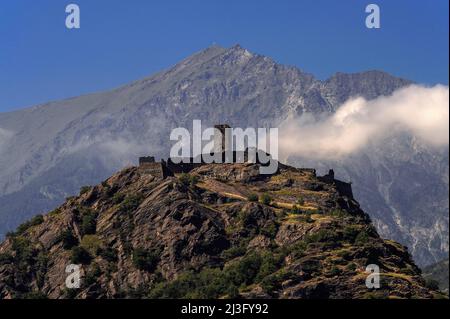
[227,43,254,56]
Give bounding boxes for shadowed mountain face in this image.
[0,45,448,266]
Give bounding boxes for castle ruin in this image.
[138,124,353,199]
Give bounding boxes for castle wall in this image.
[213,124,230,154]
[166,158,203,174]
[139,156,155,165]
[138,162,173,178]
[318,169,353,199]
[335,180,354,199]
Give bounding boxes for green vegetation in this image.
[330,209,347,218]
[355,231,370,245]
[343,225,360,242]
[259,193,272,205]
[48,208,62,217]
[12,215,45,236]
[79,186,92,195]
[35,251,48,289]
[148,252,285,298]
[0,253,13,265]
[80,235,103,255]
[98,246,118,262]
[346,263,357,271]
[11,236,34,264]
[179,173,199,186]
[328,266,342,277]
[58,230,79,250]
[304,229,339,244]
[22,291,48,299]
[296,196,305,205]
[80,209,98,236]
[260,222,278,238]
[287,241,307,259]
[132,248,160,272]
[119,194,144,213]
[62,288,79,299]
[112,192,125,204]
[71,246,92,265]
[1,235,50,296]
[291,205,304,215]
[221,245,247,260]
[247,193,258,202]
[85,263,102,287]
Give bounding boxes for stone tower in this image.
[213,124,230,153]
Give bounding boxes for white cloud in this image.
[279,84,449,160]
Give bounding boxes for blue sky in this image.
[0,0,448,112]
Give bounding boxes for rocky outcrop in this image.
[0,163,444,299]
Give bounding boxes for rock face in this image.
[0,45,447,267]
[0,163,443,299]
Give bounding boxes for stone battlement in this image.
[318,169,353,199]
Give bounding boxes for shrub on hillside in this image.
[132,248,160,272]
[58,230,79,250]
[179,173,199,186]
[296,196,305,205]
[80,210,98,235]
[79,186,91,195]
[98,246,118,262]
[80,235,103,255]
[355,231,370,245]
[71,246,92,265]
[119,194,144,213]
[259,193,272,205]
[14,215,44,236]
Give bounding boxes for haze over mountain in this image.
[0,45,448,267]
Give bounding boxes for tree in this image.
[132,248,159,272]
[260,193,272,205]
[80,210,98,235]
[59,230,78,250]
[71,246,92,265]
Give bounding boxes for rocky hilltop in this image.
[0,162,443,299]
[0,45,447,267]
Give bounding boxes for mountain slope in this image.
[0,162,442,299]
[0,45,447,267]
[423,258,449,294]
